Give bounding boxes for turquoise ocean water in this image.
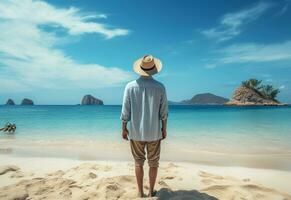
[1,105,291,155]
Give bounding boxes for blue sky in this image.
[0,0,291,104]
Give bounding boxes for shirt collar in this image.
[139,75,153,79]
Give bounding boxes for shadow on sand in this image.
[156,188,218,200]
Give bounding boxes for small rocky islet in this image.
[81,95,104,105]
[20,98,34,106]
[225,79,285,106]
[5,99,15,105]
[4,98,34,106]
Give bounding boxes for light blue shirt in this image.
[121,76,168,141]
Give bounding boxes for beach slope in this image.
[0,156,291,200]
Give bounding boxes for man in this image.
[121,55,168,198]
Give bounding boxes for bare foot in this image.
[138,192,145,198]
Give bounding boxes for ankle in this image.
[138,191,144,197]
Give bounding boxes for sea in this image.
[1,105,291,168]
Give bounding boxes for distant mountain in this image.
[169,93,229,105]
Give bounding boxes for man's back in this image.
[121,76,168,141]
[121,55,168,197]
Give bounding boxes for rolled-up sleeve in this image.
[120,85,131,122]
[159,87,168,120]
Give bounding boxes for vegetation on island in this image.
[242,79,280,101]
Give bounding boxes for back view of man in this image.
[121,55,168,198]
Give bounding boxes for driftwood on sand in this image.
[0,123,16,133]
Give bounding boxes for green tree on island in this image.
[260,85,280,100]
[242,79,263,91]
[242,79,280,101]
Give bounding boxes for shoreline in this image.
[1,138,291,171]
[0,155,291,199]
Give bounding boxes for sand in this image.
[0,155,291,200]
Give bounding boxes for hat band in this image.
[141,65,156,71]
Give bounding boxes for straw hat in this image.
[133,55,162,76]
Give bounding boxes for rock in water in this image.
[21,98,34,105]
[225,86,280,106]
[5,99,15,105]
[81,95,103,105]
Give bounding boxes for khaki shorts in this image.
[130,139,161,168]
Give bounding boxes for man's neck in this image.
[140,75,153,79]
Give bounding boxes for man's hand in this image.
[122,128,129,140]
[161,119,167,140]
[161,127,167,140]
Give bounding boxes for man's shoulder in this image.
[124,80,139,92]
[125,80,137,89]
[151,79,166,90]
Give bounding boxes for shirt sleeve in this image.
[120,85,131,122]
[159,87,168,120]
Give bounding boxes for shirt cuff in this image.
[120,114,130,122]
[160,113,168,120]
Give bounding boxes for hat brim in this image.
[133,57,162,76]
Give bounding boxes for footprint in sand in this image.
[164,163,179,174]
[10,171,25,178]
[88,172,97,179]
[46,170,65,177]
[201,178,216,185]
[198,171,228,186]
[198,171,224,180]
[161,176,175,180]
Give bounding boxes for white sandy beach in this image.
[0,155,291,200]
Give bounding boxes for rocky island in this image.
[21,98,34,105]
[225,79,284,106]
[81,95,103,105]
[5,99,15,105]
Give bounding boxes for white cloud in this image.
[204,40,291,68]
[0,0,129,38]
[0,78,30,92]
[0,0,132,92]
[218,40,291,64]
[201,2,271,42]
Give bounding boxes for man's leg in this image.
[130,140,146,197]
[135,166,144,197]
[149,166,158,196]
[146,140,161,197]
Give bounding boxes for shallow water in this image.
[0,105,291,168]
